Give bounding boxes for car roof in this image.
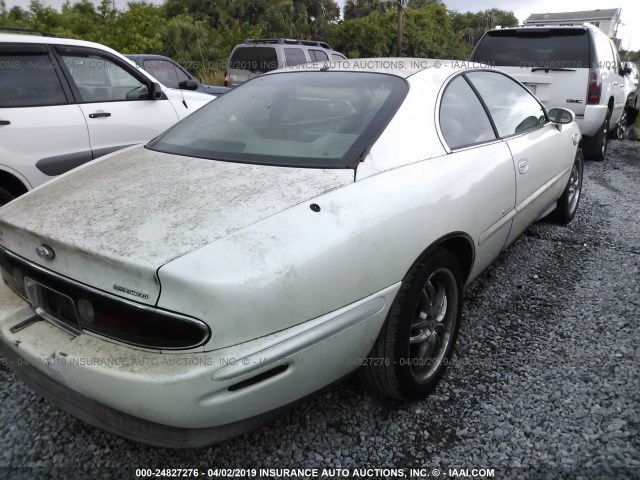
[274,58,489,79]
[0,33,124,56]
[126,54,172,60]
[488,23,597,33]
[236,38,334,49]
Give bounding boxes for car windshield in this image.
[472,29,590,68]
[147,72,407,168]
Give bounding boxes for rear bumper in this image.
[0,335,292,448]
[575,104,608,137]
[0,280,398,447]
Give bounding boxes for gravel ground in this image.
[1,141,639,480]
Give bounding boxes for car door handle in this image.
[88,112,111,119]
[0,120,10,126]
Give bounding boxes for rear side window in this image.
[310,49,329,62]
[439,76,495,149]
[229,47,278,73]
[284,48,307,67]
[143,59,189,89]
[466,71,546,137]
[0,48,67,107]
[472,29,590,69]
[592,33,615,71]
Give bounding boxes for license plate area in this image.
[24,278,82,335]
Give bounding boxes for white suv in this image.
[0,30,214,205]
[471,24,627,161]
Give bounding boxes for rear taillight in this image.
[0,248,211,350]
[78,295,210,350]
[587,68,601,104]
[223,70,229,87]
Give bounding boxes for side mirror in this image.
[178,79,199,90]
[150,82,163,100]
[623,66,633,75]
[548,108,574,125]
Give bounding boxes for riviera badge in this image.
[36,244,55,260]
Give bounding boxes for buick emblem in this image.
[36,244,55,260]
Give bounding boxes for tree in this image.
[106,2,164,53]
[620,49,640,63]
[401,4,466,58]
[161,0,337,39]
[406,0,442,7]
[450,8,518,47]
[329,3,468,59]
[343,0,392,20]
[327,11,393,57]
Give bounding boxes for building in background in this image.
[524,8,622,47]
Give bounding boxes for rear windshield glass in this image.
[472,29,590,69]
[229,47,278,73]
[147,72,407,169]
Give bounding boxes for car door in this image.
[465,71,571,245]
[0,43,91,190]
[611,46,626,121]
[54,46,179,158]
[592,32,625,125]
[438,74,516,276]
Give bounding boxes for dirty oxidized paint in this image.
[0,146,352,303]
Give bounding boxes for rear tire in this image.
[547,148,583,225]
[361,247,462,400]
[584,111,610,161]
[615,108,632,140]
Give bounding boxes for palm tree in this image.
[479,11,497,34]
[396,0,406,56]
[457,11,498,47]
[457,26,476,45]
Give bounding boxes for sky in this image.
[4,0,640,50]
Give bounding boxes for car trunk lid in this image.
[0,146,353,305]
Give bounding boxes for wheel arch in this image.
[0,169,29,198]
[405,232,475,286]
[626,93,636,107]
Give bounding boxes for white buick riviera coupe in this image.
[0,60,583,447]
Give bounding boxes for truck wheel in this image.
[584,111,610,161]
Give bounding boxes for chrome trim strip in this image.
[479,208,517,245]
[24,278,83,336]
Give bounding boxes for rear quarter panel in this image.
[157,141,517,351]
